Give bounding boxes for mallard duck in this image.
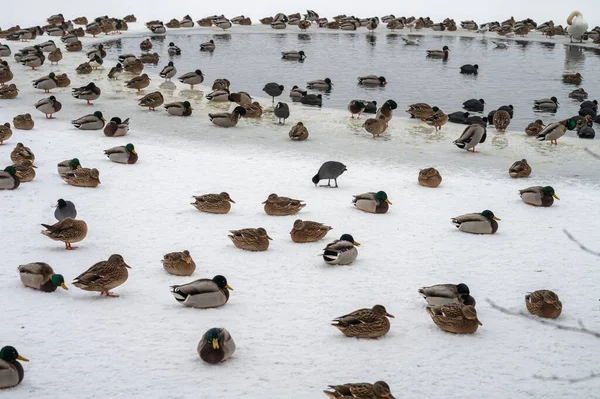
[312,161,346,187]
[73,254,130,297]
[322,234,359,265]
[324,381,395,399]
[243,102,263,118]
[453,123,487,152]
[124,59,144,74]
[124,15,136,23]
[519,186,559,207]
[57,158,81,175]
[526,290,562,318]
[426,46,450,59]
[347,100,366,119]
[418,167,442,187]
[61,167,100,187]
[229,92,252,106]
[0,346,28,389]
[216,19,232,30]
[138,91,164,111]
[525,119,544,136]
[290,86,307,101]
[289,122,308,140]
[12,113,33,130]
[166,19,180,29]
[375,99,398,125]
[105,63,122,80]
[282,50,306,60]
[290,219,332,243]
[55,73,69,87]
[72,111,105,130]
[425,108,449,130]
[164,101,193,116]
[10,142,34,163]
[0,122,12,144]
[139,38,152,51]
[139,52,160,65]
[206,89,230,102]
[332,304,394,338]
[159,62,176,81]
[0,166,20,190]
[180,15,194,28]
[263,193,306,216]
[171,275,232,308]
[307,78,333,90]
[274,102,290,124]
[452,210,500,234]
[0,62,13,85]
[34,95,61,119]
[73,16,88,25]
[72,83,100,105]
[228,227,272,251]
[199,39,215,51]
[12,160,35,182]
[60,33,78,44]
[197,18,213,27]
[534,97,559,111]
[166,42,181,56]
[125,73,150,92]
[149,22,166,34]
[191,192,234,214]
[41,217,88,249]
[178,70,204,89]
[76,62,92,75]
[263,82,284,102]
[353,191,392,214]
[103,117,129,137]
[509,159,532,178]
[492,110,510,132]
[89,54,104,69]
[86,44,106,59]
[357,75,386,86]
[260,17,274,25]
[47,48,62,65]
[426,304,482,334]
[65,40,82,52]
[162,250,195,276]
[419,283,475,307]
[209,106,246,127]
[562,72,582,84]
[20,50,44,69]
[104,143,137,164]
[54,198,77,220]
[198,328,236,364]
[363,118,387,137]
[18,262,67,291]
[536,120,574,144]
[0,44,11,57]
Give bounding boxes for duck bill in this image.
[185,258,192,265]
[225,284,234,291]
[131,150,137,155]
[493,216,501,221]
[229,199,235,203]
[101,117,106,121]
[386,313,395,318]
[553,194,560,200]
[267,235,273,240]
[61,282,68,290]
[261,200,267,204]
[124,263,132,269]
[15,172,23,178]
[353,241,361,246]
[211,338,220,350]
[17,355,29,362]
[476,319,483,326]
[385,199,392,205]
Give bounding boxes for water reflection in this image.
[150,35,166,43]
[366,34,377,47]
[297,33,310,42]
[213,34,231,42]
[564,45,585,70]
[515,40,532,49]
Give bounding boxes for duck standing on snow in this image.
[34,95,61,119]
[32,72,58,93]
[73,254,130,297]
[170,275,232,308]
[567,11,588,43]
[178,70,204,89]
[376,100,398,125]
[322,234,360,265]
[18,262,67,292]
[453,123,487,152]
[125,74,151,93]
[331,304,394,338]
[526,290,562,318]
[347,100,366,119]
[519,186,559,207]
[0,346,28,388]
[159,62,176,81]
[209,106,246,127]
[198,328,236,364]
[352,191,392,214]
[107,63,123,79]
[138,91,164,111]
[40,217,88,250]
[419,283,475,306]
[104,143,138,164]
[72,83,101,105]
[536,120,575,144]
[452,210,500,234]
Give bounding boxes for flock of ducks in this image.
[0,9,594,395]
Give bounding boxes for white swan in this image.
[567,11,588,43]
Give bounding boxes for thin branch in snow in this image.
[485,299,600,339]
[533,372,600,383]
[584,148,600,160]
[563,229,600,257]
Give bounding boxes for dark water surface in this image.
[104,32,600,130]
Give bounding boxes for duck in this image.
[243,102,263,118]
[65,40,82,52]
[159,62,176,81]
[162,250,195,276]
[324,381,395,399]
[288,86,306,102]
[418,167,442,187]
[263,193,306,216]
[463,98,485,112]
[46,48,62,65]
[87,44,106,59]
[426,304,482,334]
[209,106,246,127]
[347,100,366,119]
[60,33,78,44]
[0,123,12,144]
[263,82,284,102]
[289,122,308,140]
[31,72,57,93]
[0,62,13,85]
[20,50,44,69]
[426,46,450,59]
[366,18,379,32]
[60,168,100,187]
[322,234,360,265]
[454,123,487,152]
[72,111,105,130]
[536,120,575,144]
[376,99,398,125]
[419,283,475,307]
[12,112,33,130]
[519,186,559,207]
[290,219,332,243]
[178,70,204,89]
[140,38,152,51]
[425,108,449,130]
[124,59,144,74]
[150,22,166,34]
[171,275,232,308]
[452,210,500,234]
[85,22,102,37]
[180,15,194,28]
[567,11,588,42]
[388,20,404,31]
[167,42,181,56]
[88,54,103,69]
[332,304,394,338]
[10,142,34,163]
[76,62,92,75]
[138,91,164,111]
[200,39,215,51]
[103,117,129,137]
[526,290,562,318]
[312,161,347,188]
[165,101,193,116]
[1,83,18,99]
[274,102,290,124]
[140,52,160,64]
[562,72,582,84]
[298,20,311,31]
[307,78,333,90]
[353,191,392,214]
[271,21,287,29]
[282,50,306,60]
[73,254,130,297]
[0,44,11,57]
[525,119,545,136]
[51,74,68,89]
[406,103,433,120]
[54,198,77,220]
[229,91,252,106]
[198,328,236,364]
[125,73,150,92]
[41,217,88,249]
[0,166,21,190]
[206,89,230,102]
[73,16,88,25]
[509,159,532,178]
[356,75,387,87]
[57,158,81,175]
[534,97,559,111]
[492,110,511,132]
[0,346,28,389]
[228,227,272,251]
[72,83,101,105]
[104,143,138,164]
[166,19,180,29]
[216,19,232,30]
[34,95,61,119]
[11,160,36,182]
[300,93,322,107]
[191,192,235,214]
[18,262,67,291]
[402,37,420,45]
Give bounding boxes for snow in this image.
[1,23,600,399]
